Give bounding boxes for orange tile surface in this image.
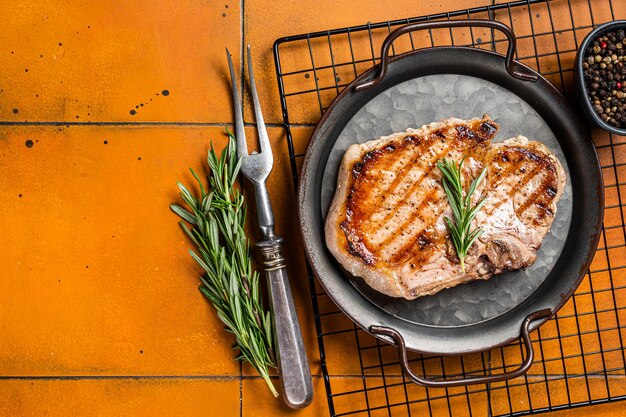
[0,125,242,376]
[242,377,329,417]
[2,0,626,416]
[0,378,240,416]
[0,0,240,122]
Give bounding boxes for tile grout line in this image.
[0,121,235,127]
[0,121,317,127]
[0,375,250,381]
[0,374,325,381]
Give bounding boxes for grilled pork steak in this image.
[325,115,566,300]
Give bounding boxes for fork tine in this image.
[225,47,248,157]
[247,45,271,157]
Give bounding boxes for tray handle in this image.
[369,308,552,388]
[354,19,538,92]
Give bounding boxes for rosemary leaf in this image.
[437,157,487,272]
[171,132,278,397]
[170,205,197,225]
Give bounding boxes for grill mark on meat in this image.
[382,166,490,262]
[361,183,457,263]
[480,121,498,137]
[377,185,442,249]
[514,171,558,221]
[367,166,451,247]
[483,164,544,216]
[349,135,427,198]
[367,121,494,208]
[347,135,450,247]
[501,148,557,221]
[325,116,566,300]
[492,159,524,186]
[341,119,498,267]
[341,141,410,265]
[373,135,431,195]
[367,148,447,227]
[377,155,494,256]
[389,229,442,265]
[489,148,538,187]
[514,176,549,216]
[482,146,557,218]
[457,121,498,142]
[364,136,490,238]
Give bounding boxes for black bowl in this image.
[574,20,626,135]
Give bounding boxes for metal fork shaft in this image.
[253,180,276,240]
[256,237,313,409]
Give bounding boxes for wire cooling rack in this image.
[273,0,626,415]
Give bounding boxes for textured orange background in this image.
[1,0,625,416]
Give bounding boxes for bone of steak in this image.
[325,115,566,300]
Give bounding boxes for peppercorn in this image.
[583,29,626,129]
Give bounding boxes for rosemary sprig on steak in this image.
[437,157,487,272]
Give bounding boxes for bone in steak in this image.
[324,115,566,300]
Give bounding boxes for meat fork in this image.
[226,46,313,408]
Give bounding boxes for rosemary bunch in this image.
[437,157,487,272]
[170,133,278,396]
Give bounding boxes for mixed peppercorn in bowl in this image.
[575,20,626,135]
